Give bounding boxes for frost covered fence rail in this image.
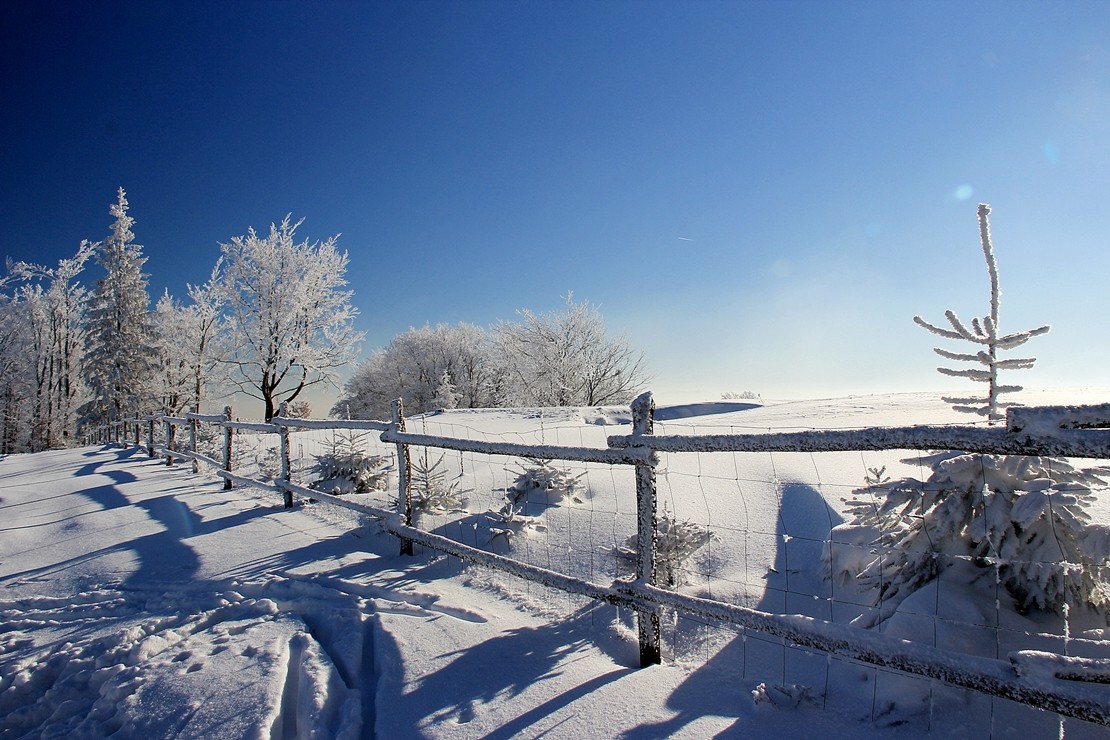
[606,409,1110,457]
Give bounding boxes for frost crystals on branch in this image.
[913,203,1049,423]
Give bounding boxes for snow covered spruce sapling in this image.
[485,457,584,545]
[831,204,1110,624]
[835,453,1110,624]
[616,505,717,587]
[308,429,390,495]
[507,456,587,504]
[410,448,470,514]
[913,202,1049,423]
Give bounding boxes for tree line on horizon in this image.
[0,190,649,453]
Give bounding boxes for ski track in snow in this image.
[0,443,493,740]
[0,573,488,738]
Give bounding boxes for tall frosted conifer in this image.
[914,203,1049,423]
[81,188,156,426]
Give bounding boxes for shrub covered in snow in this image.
[308,429,390,495]
[507,457,586,504]
[617,506,717,587]
[410,449,470,513]
[832,453,1110,624]
[486,498,548,546]
[483,457,578,546]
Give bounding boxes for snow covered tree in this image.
[332,323,502,419]
[284,400,312,419]
[11,241,96,449]
[150,291,193,416]
[179,262,229,414]
[219,216,363,421]
[0,272,33,452]
[914,203,1050,423]
[492,294,650,407]
[81,189,156,427]
[308,427,389,495]
[431,370,460,411]
[831,453,1110,625]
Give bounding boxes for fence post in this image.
[188,407,199,474]
[631,391,661,667]
[392,398,414,556]
[146,416,155,457]
[222,405,234,490]
[134,413,140,449]
[164,413,175,466]
[277,402,293,508]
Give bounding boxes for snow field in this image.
[8,389,1108,736]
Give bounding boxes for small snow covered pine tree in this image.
[833,453,1110,624]
[914,204,1049,423]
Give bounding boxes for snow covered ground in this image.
[2,390,1109,738]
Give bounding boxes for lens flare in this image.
[1043,140,1060,165]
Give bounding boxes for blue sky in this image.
[3,0,1110,407]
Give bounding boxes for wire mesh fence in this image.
[95,395,1110,733]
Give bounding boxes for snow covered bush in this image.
[486,498,548,546]
[411,449,470,513]
[507,457,586,504]
[309,429,390,495]
[617,506,717,587]
[483,456,583,546]
[833,453,1110,625]
[255,445,281,481]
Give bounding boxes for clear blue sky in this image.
[4,0,1109,406]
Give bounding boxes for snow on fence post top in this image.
[631,391,654,437]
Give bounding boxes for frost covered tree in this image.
[150,291,194,416]
[914,203,1050,423]
[0,272,34,452]
[492,294,649,407]
[831,453,1110,625]
[10,242,96,449]
[219,216,363,421]
[80,189,156,427]
[178,263,229,414]
[332,323,501,419]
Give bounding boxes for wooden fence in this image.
[87,394,1110,727]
